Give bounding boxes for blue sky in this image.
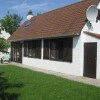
[0,0,80,23]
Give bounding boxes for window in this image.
[57,39,63,61]
[24,41,28,57]
[24,40,41,58]
[43,38,73,62]
[28,41,33,57]
[32,41,36,57]
[63,38,72,62]
[25,20,32,27]
[35,40,41,58]
[11,42,22,62]
[50,40,57,60]
[43,40,49,59]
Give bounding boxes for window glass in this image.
[35,40,41,58]
[43,40,49,59]
[50,40,57,60]
[24,40,41,58]
[43,38,73,62]
[28,41,33,57]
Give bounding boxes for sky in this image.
[0,0,80,23]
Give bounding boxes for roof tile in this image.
[9,0,100,41]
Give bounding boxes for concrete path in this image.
[10,62,100,87]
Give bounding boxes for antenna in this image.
[86,5,98,22]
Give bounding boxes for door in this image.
[84,42,97,78]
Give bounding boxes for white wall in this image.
[22,2,100,78]
[23,37,82,76]
[22,20,100,78]
[78,2,100,79]
[80,20,100,79]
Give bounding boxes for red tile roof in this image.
[9,0,100,41]
[84,31,100,39]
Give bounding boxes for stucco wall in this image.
[22,2,100,78]
[80,23,100,79]
[23,37,82,76]
[22,21,100,78]
[78,2,100,79]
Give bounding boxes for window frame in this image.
[43,38,73,62]
[24,40,41,59]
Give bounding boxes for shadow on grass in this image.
[0,72,23,100]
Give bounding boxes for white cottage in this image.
[9,0,100,79]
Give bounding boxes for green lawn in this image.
[0,65,100,100]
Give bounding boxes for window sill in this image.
[24,56,41,59]
[43,58,72,63]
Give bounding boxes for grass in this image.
[0,65,100,100]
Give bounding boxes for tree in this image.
[0,11,23,35]
[0,38,10,53]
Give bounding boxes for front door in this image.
[84,42,97,78]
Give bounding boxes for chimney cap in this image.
[27,10,33,15]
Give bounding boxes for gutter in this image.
[8,33,79,42]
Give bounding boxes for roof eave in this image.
[8,33,80,42]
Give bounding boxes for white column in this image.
[41,39,44,60]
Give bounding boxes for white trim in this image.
[22,42,24,63]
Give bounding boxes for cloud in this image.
[7,0,19,4]
[10,0,49,12]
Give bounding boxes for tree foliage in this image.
[0,11,23,35]
[0,38,10,53]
